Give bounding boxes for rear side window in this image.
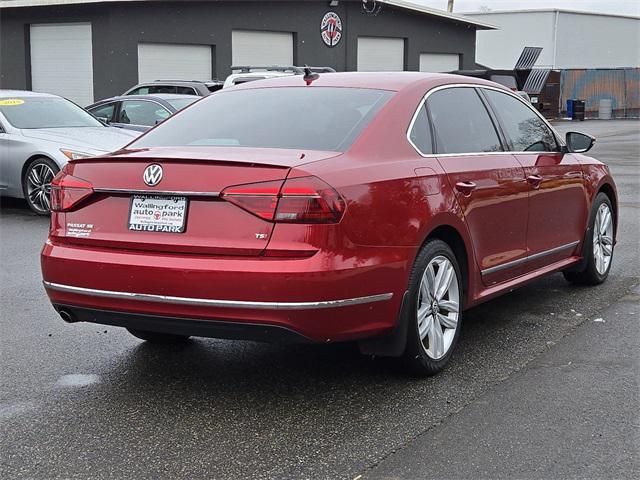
[126,87,149,95]
[131,87,394,152]
[427,87,502,154]
[167,97,199,111]
[128,85,178,95]
[176,86,198,95]
[148,85,177,94]
[483,89,558,152]
[408,105,432,154]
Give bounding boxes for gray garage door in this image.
[231,30,294,66]
[357,37,405,71]
[30,23,94,106]
[419,53,460,73]
[138,43,212,83]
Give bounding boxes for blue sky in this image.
[412,0,640,16]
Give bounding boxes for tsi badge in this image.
[143,164,163,187]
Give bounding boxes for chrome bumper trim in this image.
[43,281,393,310]
[93,188,221,198]
[481,240,580,275]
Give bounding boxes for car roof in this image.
[89,93,200,105]
[0,89,59,99]
[138,80,221,86]
[453,69,517,76]
[229,71,497,92]
[234,71,294,78]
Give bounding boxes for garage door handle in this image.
[455,181,477,196]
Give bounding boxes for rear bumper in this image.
[41,241,410,342]
[53,304,313,343]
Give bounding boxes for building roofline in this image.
[0,0,139,7]
[380,0,497,29]
[465,8,640,22]
[0,0,498,28]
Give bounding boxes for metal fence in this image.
[560,68,640,118]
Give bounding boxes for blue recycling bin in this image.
[567,99,574,119]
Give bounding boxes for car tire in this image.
[22,157,59,215]
[403,239,463,376]
[563,193,614,286]
[127,328,191,344]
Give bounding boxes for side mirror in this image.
[97,116,110,125]
[565,131,595,153]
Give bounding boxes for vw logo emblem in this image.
[143,164,163,187]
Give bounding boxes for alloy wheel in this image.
[26,162,55,213]
[593,203,614,275]
[417,255,460,360]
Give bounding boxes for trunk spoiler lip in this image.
[72,146,343,169]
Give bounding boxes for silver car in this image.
[0,90,139,214]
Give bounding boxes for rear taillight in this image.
[220,180,282,221]
[275,177,345,223]
[221,176,345,224]
[50,167,94,212]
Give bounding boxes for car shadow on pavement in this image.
[0,197,37,215]
[96,271,599,399]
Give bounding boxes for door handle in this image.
[564,171,583,179]
[455,181,477,196]
[527,174,543,188]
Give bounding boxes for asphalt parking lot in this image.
[1,120,638,479]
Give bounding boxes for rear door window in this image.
[426,87,502,154]
[116,100,171,127]
[483,89,558,152]
[88,102,116,122]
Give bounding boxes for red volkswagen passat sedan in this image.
[41,72,617,375]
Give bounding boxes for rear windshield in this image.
[130,87,393,152]
[0,97,103,129]
[167,97,199,110]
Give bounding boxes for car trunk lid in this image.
[53,147,340,256]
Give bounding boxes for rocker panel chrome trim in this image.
[481,241,580,275]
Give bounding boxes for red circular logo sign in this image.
[321,12,342,47]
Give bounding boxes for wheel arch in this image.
[21,154,60,186]
[596,181,618,235]
[421,222,472,303]
[358,219,474,358]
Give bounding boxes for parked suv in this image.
[223,66,335,88]
[123,80,224,97]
